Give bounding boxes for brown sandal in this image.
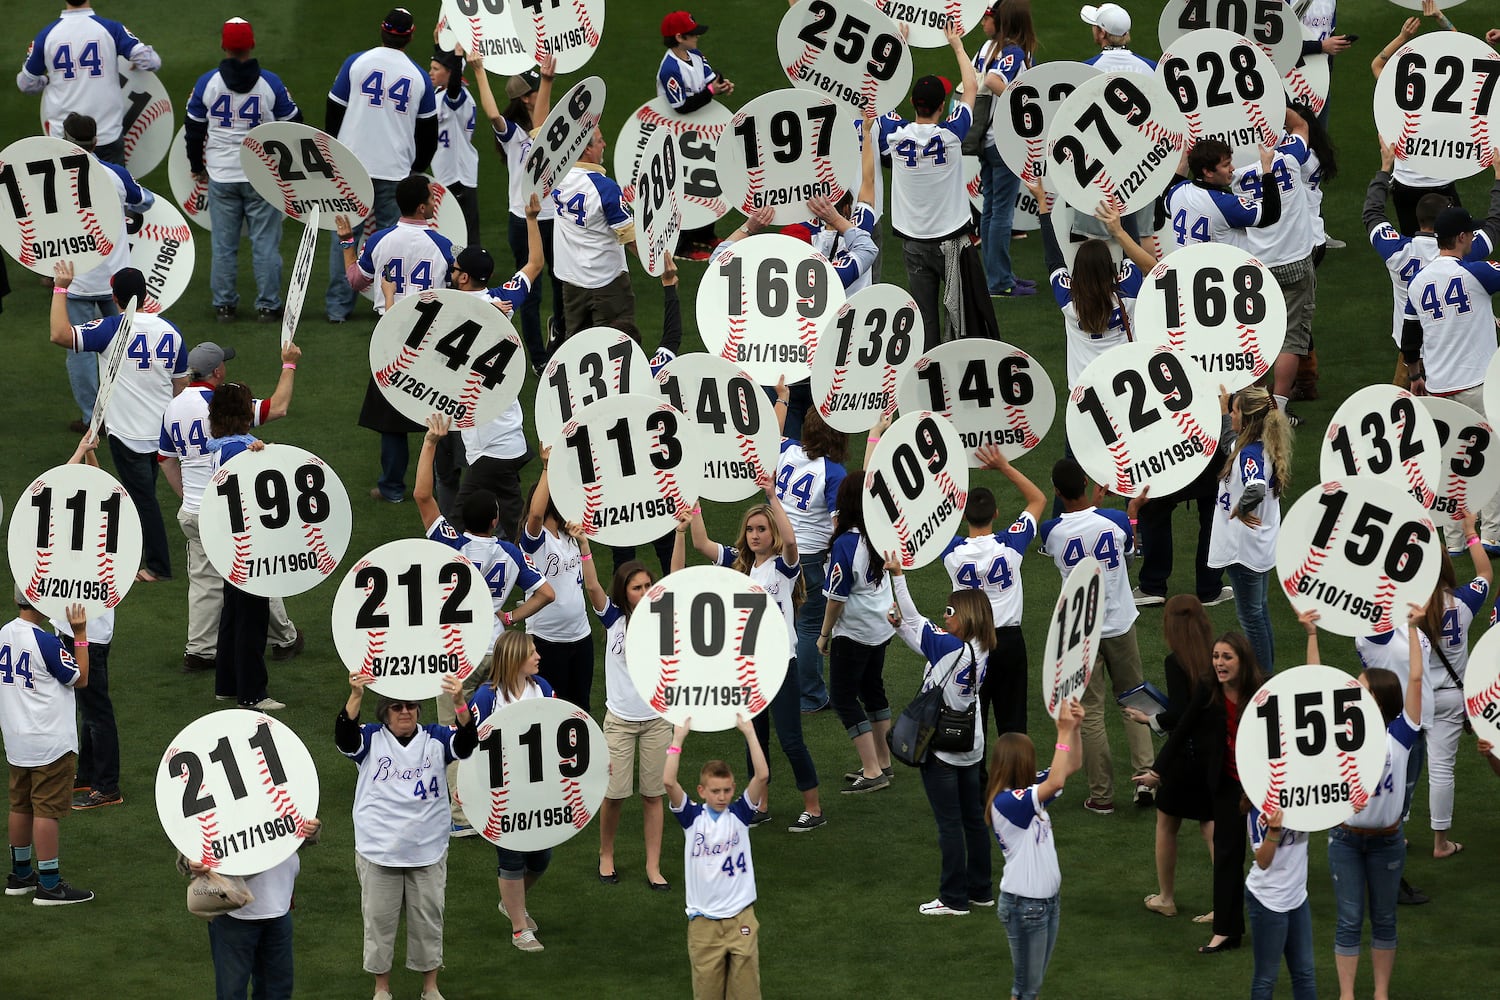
[1144,893,1177,917]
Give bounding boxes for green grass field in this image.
[1,1,1498,997]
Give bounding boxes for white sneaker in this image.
[1202,586,1235,607]
[1131,587,1165,607]
[243,697,285,711]
[499,899,538,930]
[1323,236,1347,249]
[918,898,970,916]
[512,928,544,951]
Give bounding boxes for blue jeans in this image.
[1327,825,1404,954]
[64,294,117,421]
[1226,564,1274,675]
[1247,891,1316,1000]
[1401,731,1426,818]
[750,659,820,792]
[998,891,1060,1000]
[377,432,411,502]
[326,178,399,320]
[108,434,171,578]
[209,180,286,311]
[794,550,830,711]
[208,912,294,1000]
[918,757,992,909]
[978,144,1019,292]
[506,213,564,367]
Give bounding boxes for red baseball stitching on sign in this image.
[820,366,848,417]
[359,629,386,676]
[861,72,880,119]
[315,133,368,219]
[374,345,421,388]
[124,98,170,159]
[257,735,306,834]
[483,751,509,842]
[1004,404,1040,451]
[1372,575,1397,633]
[879,363,899,417]
[743,162,764,215]
[562,773,590,829]
[1392,112,1420,161]
[1237,323,1269,377]
[305,524,336,576]
[1285,70,1322,114]
[228,532,252,587]
[439,567,471,679]
[1464,672,1500,720]
[1172,408,1218,459]
[722,264,748,363]
[572,0,601,48]
[1336,750,1369,812]
[1262,758,1285,815]
[464,16,483,56]
[734,603,768,713]
[651,611,680,713]
[786,41,819,86]
[943,0,965,33]
[1247,101,1275,150]
[243,136,299,217]
[810,110,840,198]
[1470,73,1495,167]
[25,481,53,603]
[654,468,687,519]
[1280,537,1328,600]
[1093,164,1123,213]
[455,369,486,430]
[137,222,192,244]
[73,167,114,257]
[99,489,122,606]
[1183,110,1202,142]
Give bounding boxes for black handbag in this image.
[961,93,994,156]
[931,646,978,752]
[888,646,977,766]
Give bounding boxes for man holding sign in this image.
[553,130,639,343]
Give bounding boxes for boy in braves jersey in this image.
[664,715,769,1000]
[1164,139,1279,250]
[658,10,733,261]
[428,46,480,247]
[941,445,1047,738]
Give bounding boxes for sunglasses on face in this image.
[390,702,420,712]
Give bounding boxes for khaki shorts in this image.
[604,711,673,800]
[8,753,76,820]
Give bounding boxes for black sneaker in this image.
[841,773,891,794]
[182,653,216,674]
[73,789,123,811]
[843,766,894,782]
[215,305,236,324]
[257,307,284,323]
[1135,785,1155,808]
[1397,878,1430,905]
[788,811,827,833]
[5,871,38,896]
[33,879,94,906]
[270,628,306,662]
[748,810,772,828]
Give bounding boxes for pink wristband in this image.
[581,552,592,561]
[666,746,682,754]
[867,436,880,443]
[1055,742,1071,752]
[73,640,89,648]
[1467,535,1481,548]
[282,363,297,370]
[52,286,68,295]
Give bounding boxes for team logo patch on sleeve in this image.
[1471,580,1487,595]
[1242,455,1260,481]
[1008,519,1028,533]
[827,564,843,593]
[667,77,682,101]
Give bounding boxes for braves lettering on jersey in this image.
[1052,260,1143,386]
[70,160,153,299]
[187,65,299,182]
[344,723,461,866]
[892,576,988,765]
[597,600,655,722]
[1085,48,1156,75]
[1340,711,1420,831]
[1369,226,1493,346]
[879,104,972,242]
[159,383,270,513]
[657,49,717,108]
[941,513,1036,627]
[1403,257,1500,394]
[1435,578,1488,688]
[433,86,478,189]
[672,790,758,920]
[0,619,82,768]
[494,119,557,221]
[426,515,543,646]
[824,528,895,645]
[1232,136,1314,266]
[19,9,161,144]
[810,203,878,291]
[552,164,632,288]
[776,440,845,553]
[990,775,1062,898]
[1039,507,1137,637]
[469,675,553,723]
[355,221,456,313]
[1208,443,1280,573]
[1300,0,1336,43]
[1357,630,1435,731]
[1164,179,1265,251]
[1245,807,1308,912]
[72,312,186,450]
[328,47,437,181]
[518,525,590,643]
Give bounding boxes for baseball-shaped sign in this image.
[656,354,780,503]
[696,233,846,385]
[436,0,534,76]
[633,128,682,278]
[1066,343,1219,497]
[1283,23,1329,116]
[1047,73,1187,215]
[1042,556,1103,720]
[623,565,790,731]
[779,0,913,118]
[870,0,987,48]
[965,155,1041,231]
[118,59,174,178]
[1464,627,1500,753]
[534,327,653,452]
[240,122,372,231]
[616,98,733,231]
[714,89,860,225]
[1236,665,1388,831]
[369,289,526,430]
[896,339,1055,463]
[810,283,922,433]
[546,393,706,547]
[457,697,608,850]
[864,411,969,569]
[509,0,604,73]
[8,464,142,620]
[523,77,605,201]
[1277,478,1439,637]
[198,446,352,599]
[427,181,470,247]
[1157,29,1281,166]
[168,125,213,231]
[1319,385,1442,509]
[1420,397,1500,526]
[0,136,125,275]
[155,711,319,875]
[1158,0,1302,77]
[1134,243,1287,392]
[88,304,134,445]
[126,193,194,313]
[331,539,493,700]
[994,61,1101,186]
[281,207,320,347]
[1374,32,1500,182]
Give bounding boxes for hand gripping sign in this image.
[1373,31,1500,183]
[126,193,195,313]
[509,0,604,74]
[1463,627,1500,755]
[1158,0,1303,78]
[994,61,1101,188]
[896,339,1055,463]
[714,89,860,227]
[1318,384,1442,510]
[810,282,923,433]
[1046,74,1187,216]
[522,77,605,202]
[281,206,320,347]
[156,711,319,876]
[1157,28,1281,167]
[331,538,493,701]
[1065,342,1219,498]
[168,125,213,231]
[624,565,790,731]
[863,411,969,570]
[633,127,683,278]
[1236,665,1388,831]
[1420,397,1500,526]
[533,327,653,452]
[1277,477,1439,638]
[616,98,733,231]
[117,58,174,178]
[240,122,372,231]
[1042,557,1103,720]
[457,698,608,850]
[1133,243,1287,392]
[779,0,913,119]
[870,0,987,49]
[0,135,125,275]
[199,445,353,599]
[370,289,526,431]
[656,353,780,503]
[546,393,706,548]
[7,463,142,621]
[436,0,533,76]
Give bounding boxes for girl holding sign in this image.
[1244,803,1315,1000]
[972,1,1038,297]
[520,448,595,712]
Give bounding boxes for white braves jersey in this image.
[19,9,160,144]
[1342,712,1420,831]
[552,163,631,288]
[159,383,270,513]
[494,118,556,220]
[879,105,973,241]
[1403,256,1500,394]
[345,723,458,866]
[357,220,455,314]
[426,516,544,647]
[1039,507,1137,638]
[327,47,437,181]
[72,311,186,451]
[433,86,478,188]
[598,600,654,722]
[186,67,299,182]
[0,618,81,767]
[656,49,717,107]
[1208,442,1280,573]
[1085,48,1157,75]
[1165,179,1264,250]
[70,159,151,298]
[893,576,988,765]
[1232,137,1314,267]
[775,441,846,553]
[518,525,590,643]
[672,791,758,919]
[1302,147,1326,245]
[1356,630,1435,731]
[940,513,1037,627]
[1369,227,1493,346]
[1245,808,1308,912]
[717,547,799,657]
[1050,260,1143,386]
[1435,578,1488,688]
[824,528,895,645]
[990,776,1062,898]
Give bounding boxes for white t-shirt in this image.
[671,790,758,919]
[1039,507,1137,638]
[344,723,459,867]
[1244,807,1308,912]
[1085,48,1156,76]
[1356,631,1435,731]
[990,777,1061,898]
[1402,256,1500,394]
[940,513,1036,628]
[233,854,299,921]
[598,599,654,722]
[823,528,895,645]
[518,525,591,642]
[1208,441,1281,573]
[460,401,527,462]
[775,440,846,554]
[327,47,437,181]
[0,619,81,767]
[551,163,631,288]
[72,312,185,451]
[879,104,973,241]
[433,86,478,189]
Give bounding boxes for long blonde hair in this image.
[1227,387,1292,495]
[487,630,537,702]
[730,504,806,609]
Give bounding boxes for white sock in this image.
[1273,394,1289,413]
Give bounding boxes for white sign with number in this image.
[616,98,733,231]
[1284,23,1329,116]
[428,181,470,247]
[897,339,1055,463]
[1236,665,1388,831]
[534,327,653,452]
[239,122,372,231]
[1158,0,1302,77]
[331,538,493,700]
[1134,243,1286,392]
[633,127,682,278]
[1277,478,1439,637]
[1157,29,1280,166]
[168,125,213,231]
[1464,627,1500,754]
[697,233,845,385]
[1047,73,1187,216]
[624,565,789,731]
[156,711,319,875]
[126,194,194,313]
[870,0,987,48]
[523,77,605,201]
[656,354,779,503]
[199,446,352,599]
[510,0,603,73]
[1374,32,1500,183]
[370,290,526,431]
[90,303,133,446]
[1043,557,1103,720]
[436,0,533,76]
[1319,385,1441,509]
[863,411,968,570]
[966,155,1041,230]
[458,697,608,850]
[8,464,141,620]
[547,393,705,547]
[810,283,922,433]
[1421,397,1500,525]
[779,0,912,118]
[995,61,1101,186]
[715,89,859,226]
[0,136,125,275]
[118,59,174,177]
[281,207,319,347]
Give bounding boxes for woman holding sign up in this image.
[971,1,1039,298]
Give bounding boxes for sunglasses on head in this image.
[944,606,956,618]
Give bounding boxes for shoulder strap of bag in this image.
[1116,290,1134,343]
[1429,631,1463,689]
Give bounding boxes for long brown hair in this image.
[800,408,848,463]
[208,382,253,438]
[995,0,1038,64]
[610,560,654,619]
[1163,595,1214,694]
[1213,631,1265,706]
[1071,240,1119,335]
[1417,553,1456,647]
[729,505,805,610]
[983,732,1038,808]
[946,589,995,654]
[1362,667,1403,726]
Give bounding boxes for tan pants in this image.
[178,508,296,657]
[1079,627,1155,803]
[688,904,761,1000]
[438,657,486,825]
[355,851,447,975]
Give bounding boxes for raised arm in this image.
[571,523,608,613]
[521,195,545,282]
[738,714,771,810]
[526,446,553,538]
[977,444,1046,524]
[1405,604,1426,724]
[1299,609,1321,665]
[886,557,928,655]
[951,25,977,108]
[1253,806,1286,870]
[466,50,507,131]
[688,505,718,563]
[1372,17,1422,78]
[663,721,690,808]
[1036,700,1085,800]
[414,414,449,532]
[1099,201,1157,272]
[765,482,798,565]
[532,52,556,126]
[857,116,877,207]
[263,342,302,421]
[49,262,77,346]
[1364,141,1396,233]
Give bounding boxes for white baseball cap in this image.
[1081,3,1131,36]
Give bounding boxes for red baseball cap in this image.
[661,11,708,39]
[221,17,254,51]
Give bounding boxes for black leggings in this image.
[829,636,891,737]
[1390,179,1462,236]
[534,633,595,712]
[982,625,1028,738]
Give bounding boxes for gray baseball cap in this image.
[187,342,236,377]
